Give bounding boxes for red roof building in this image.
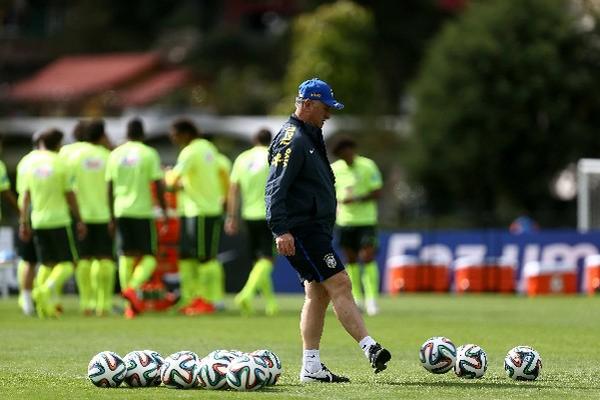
[8,52,191,114]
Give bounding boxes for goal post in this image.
[577,158,600,231]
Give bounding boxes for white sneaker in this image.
[365,298,379,316]
[299,363,350,383]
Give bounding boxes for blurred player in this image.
[168,119,221,315]
[205,133,231,311]
[225,128,278,316]
[49,120,88,308]
[0,156,20,309]
[65,120,115,316]
[331,136,383,316]
[0,160,19,216]
[15,136,42,316]
[19,128,87,318]
[106,118,166,318]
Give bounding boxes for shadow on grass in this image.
[382,381,598,391]
[385,381,538,389]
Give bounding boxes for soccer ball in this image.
[419,337,456,374]
[227,349,246,358]
[160,351,200,389]
[143,350,164,386]
[250,349,282,385]
[226,354,269,391]
[122,350,162,387]
[197,350,236,390]
[504,346,542,381]
[454,344,487,379]
[87,351,127,388]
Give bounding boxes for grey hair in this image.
[295,96,311,107]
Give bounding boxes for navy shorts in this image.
[286,225,345,283]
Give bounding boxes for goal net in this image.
[577,158,600,231]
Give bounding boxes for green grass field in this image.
[1,294,600,399]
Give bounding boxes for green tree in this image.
[275,0,376,114]
[409,0,600,227]
[357,0,459,114]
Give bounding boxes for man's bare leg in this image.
[299,280,350,383]
[322,271,391,373]
[322,271,368,341]
[301,281,329,350]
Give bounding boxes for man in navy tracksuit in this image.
[265,78,391,383]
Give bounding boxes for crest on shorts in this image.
[323,253,337,269]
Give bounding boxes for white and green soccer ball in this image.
[249,349,282,385]
[419,337,456,374]
[143,350,164,386]
[197,350,236,390]
[227,349,246,358]
[160,351,200,389]
[87,351,127,388]
[226,354,269,391]
[504,346,542,381]
[122,350,162,387]
[454,344,487,379]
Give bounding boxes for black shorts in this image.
[337,225,378,253]
[78,223,114,258]
[33,226,77,264]
[17,235,38,264]
[246,219,274,260]
[286,225,345,283]
[179,215,222,261]
[116,217,156,255]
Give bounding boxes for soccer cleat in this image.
[121,288,145,314]
[54,304,64,316]
[368,343,391,374]
[180,297,215,315]
[300,363,350,383]
[124,305,137,319]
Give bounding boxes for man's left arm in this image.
[343,160,383,204]
[0,162,18,213]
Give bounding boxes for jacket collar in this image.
[289,114,322,142]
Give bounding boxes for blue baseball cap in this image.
[298,78,344,110]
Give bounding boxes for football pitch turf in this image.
[1,294,599,399]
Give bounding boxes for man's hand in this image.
[276,233,295,256]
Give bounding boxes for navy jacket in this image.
[265,115,337,236]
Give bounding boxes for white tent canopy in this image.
[0,114,407,144]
